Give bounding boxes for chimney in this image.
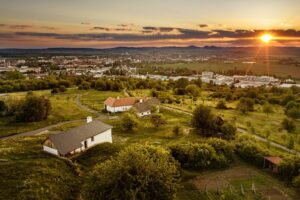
[87,116,93,123]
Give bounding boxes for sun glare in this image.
[260,34,273,43]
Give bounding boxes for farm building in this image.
[104,97,159,116]
[263,156,282,173]
[42,117,112,157]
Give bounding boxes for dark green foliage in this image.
[234,136,268,167]
[281,94,296,106]
[236,97,254,113]
[220,122,237,140]
[191,105,215,130]
[207,138,235,163]
[0,100,7,115]
[170,141,233,169]
[15,95,51,122]
[278,156,300,182]
[216,99,227,109]
[150,113,167,128]
[120,112,139,131]
[82,145,180,200]
[281,118,296,133]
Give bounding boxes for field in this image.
[0,88,92,137]
[1,105,299,199]
[155,61,300,79]
[129,89,300,151]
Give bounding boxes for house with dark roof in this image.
[104,97,159,116]
[42,117,112,157]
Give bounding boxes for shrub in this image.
[220,122,236,139]
[278,156,300,182]
[82,145,180,200]
[286,107,300,119]
[236,97,254,113]
[120,113,139,131]
[206,138,235,163]
[234,136,267,166]
[150,113,167,128]
[281,118,296,133]
[169,142,232,169]
[216,100,227,109]
[185,84,200,97]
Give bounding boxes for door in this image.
[84,141,88,149]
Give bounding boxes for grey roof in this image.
[48,120,112,155]
[134,98,160,113]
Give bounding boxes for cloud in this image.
[81,22,91,25]
[92,27,111,31]
[199,24,208,28]
[92,27,132,32]
[0,24,33,29]
[142,26,175,33]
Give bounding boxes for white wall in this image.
[106,105,132,113]
[43,145,59,156]
[138,110,151,117]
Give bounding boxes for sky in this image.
[0,0,300,48]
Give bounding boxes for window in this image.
[84,141,88,148]
[91,136,94,142]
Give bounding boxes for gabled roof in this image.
[264,156,282,165]
[47,120,112,155]
[104,97,146,107]
[134,98,160,113]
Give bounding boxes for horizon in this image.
[1,0,300,48]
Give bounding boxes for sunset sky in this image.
[1,0,300,48]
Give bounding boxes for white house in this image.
[42,117,112,157]
[104,97,159,116]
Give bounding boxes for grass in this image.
[0,136,79,200]
[0,89,92,137]
[177,160,300,200]
[80,90,125,111]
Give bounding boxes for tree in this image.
[236,97,254,114]
[150,113,166,128]
[15,95,51,122]
[59,85,66,92]
[185,84,200,97]
[281,118,296,133]
[286,107,300,119]
[120,113,139,131]
[0,100,7,116]
[262,102,273,116]
[82,145,180,200]
[216,100,227,109]
[191,105,215,130]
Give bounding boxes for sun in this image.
[260,34,273,43]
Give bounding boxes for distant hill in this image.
[1,46,300,57]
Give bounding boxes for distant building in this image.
[263,156,282,173]
[201,71,215,83]
[42,117,112,157]
[104,97,159,116]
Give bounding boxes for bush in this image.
[0,100,7,116]
[281,118,296,133]
[220,122,236,139]
[286,107,300,119]
[82,145,180,200]
[185,84,200,97]
[120,113,139,131]
[15,95,51,122]
[236,97,254,113]
[234,136,268,166]
[150,113,167,128]
[206,138,235,163]
[216,100,227,109]
[170,142,233,169]
[278,156,300,182]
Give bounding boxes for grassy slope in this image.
[0,136,79,200]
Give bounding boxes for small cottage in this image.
[104,96,159,116]
[263,156,282,173]
[42,117,112,157]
